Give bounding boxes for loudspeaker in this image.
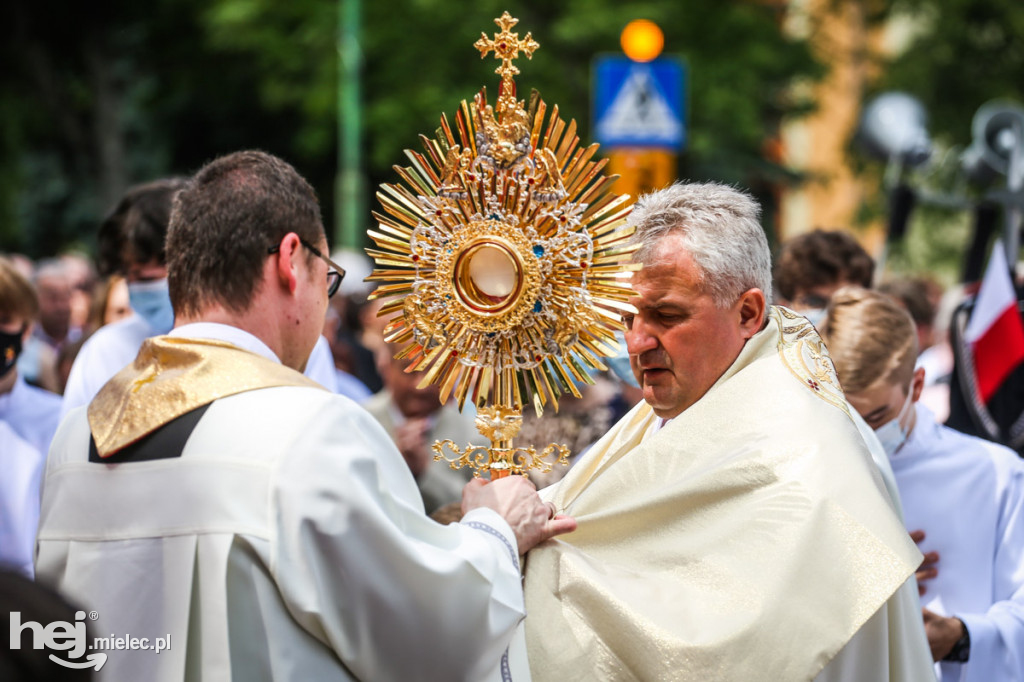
[857,92,933,167]
[961,100,1024,184]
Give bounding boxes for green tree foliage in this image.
[862,0,1024,282]
[0,0,821,257]
[880,0,1024,143]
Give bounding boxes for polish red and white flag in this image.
[964,241,1024,403]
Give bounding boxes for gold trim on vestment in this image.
[88,336,323,458]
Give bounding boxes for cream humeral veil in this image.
[523,307,922,680]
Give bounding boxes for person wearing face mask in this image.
[60,178,186,418]
[60,179,342,420]
[821,286,1024,681]
[0,257,61,576]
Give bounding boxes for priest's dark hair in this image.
[166,150,324,318]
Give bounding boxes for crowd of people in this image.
[2,151,1022,681]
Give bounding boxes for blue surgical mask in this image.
[606,331,640,388]
[874,387,914,456]
[128,278,174,334]
[796,308,826,327]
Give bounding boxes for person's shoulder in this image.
[936,422,1011,456]
[221,383,362,417]
[18,380,62,416]
[207,385,392,460]
[977,436,1024,475]
[79,314,152,355]
[937,423,1024,474]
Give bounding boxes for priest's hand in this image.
[910,529,939,596]
[922,608,964,661]
[462,477,577,554]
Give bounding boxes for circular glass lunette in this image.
[452,238,524,315]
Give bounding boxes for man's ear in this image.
[271,233,302,294]
[737,288,767,339]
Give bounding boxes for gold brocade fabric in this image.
[524,308,921,681]
[88,336,323,458]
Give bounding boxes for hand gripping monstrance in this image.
[366,12,638,479]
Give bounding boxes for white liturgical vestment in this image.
[895,404,1024,682]
[37,324,525,681]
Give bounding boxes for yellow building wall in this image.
[778,0,913,257]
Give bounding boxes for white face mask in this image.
[874,386,914,456]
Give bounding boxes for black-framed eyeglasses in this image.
[268,237,346,298]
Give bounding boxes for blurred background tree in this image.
[878,0,1023,143]
[5,0,1024,282]
[0,0,819,259]
[855,0,1024,283]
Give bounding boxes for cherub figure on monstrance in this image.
[366,12,637,480]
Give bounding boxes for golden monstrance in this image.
[366,12,638,479]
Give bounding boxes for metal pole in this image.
[1005,119,1024,268]
[336,0,365,249]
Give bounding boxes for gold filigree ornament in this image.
[366,12,639,478]
[775,307,850,416]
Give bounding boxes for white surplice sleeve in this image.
[0,421,45,578]
[956,445,1024,682]
[269,396,525,681]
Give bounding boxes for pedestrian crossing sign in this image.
[593,56,687,150]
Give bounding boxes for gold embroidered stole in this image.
[88,336,323,458]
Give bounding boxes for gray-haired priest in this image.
[517,183,935,681]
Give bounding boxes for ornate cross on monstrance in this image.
[474,12,539,83]
[366,12,638,479]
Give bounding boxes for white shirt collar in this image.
[168,322,281,365]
